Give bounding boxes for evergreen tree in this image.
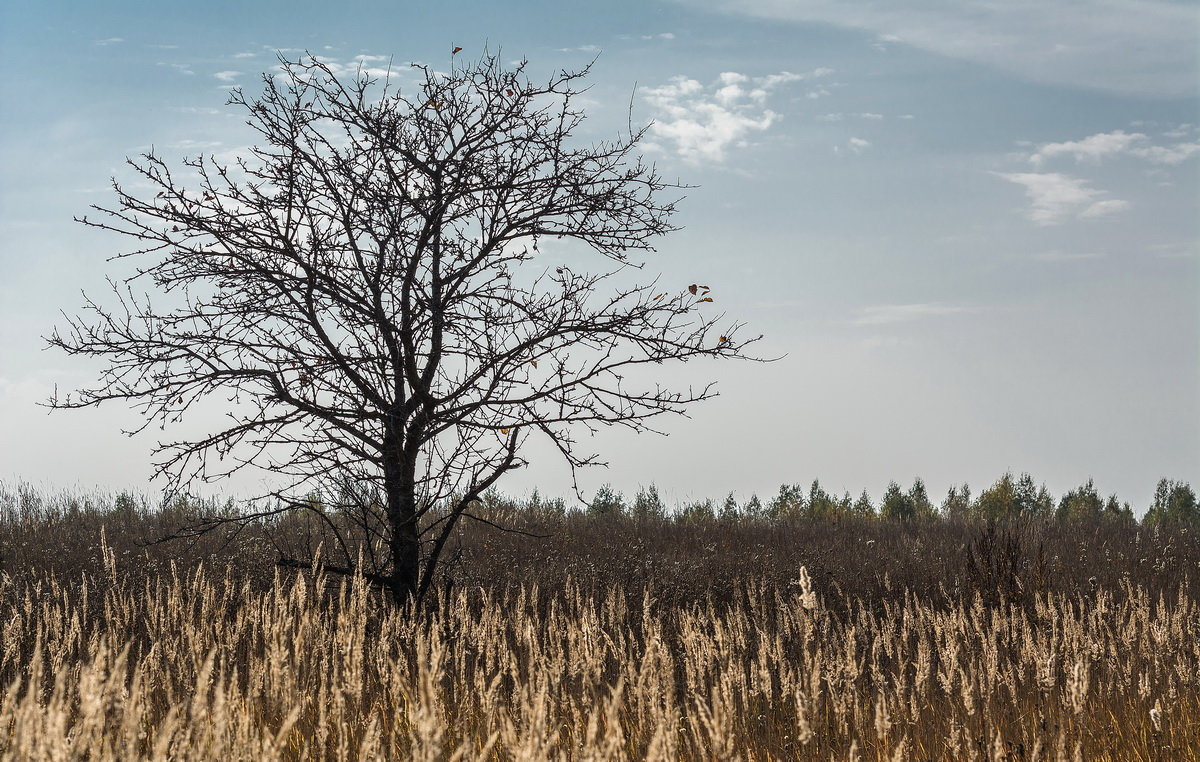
[743,494,764,517]
[721,492,740,520]
[527,489,544,511]
[839,491,855,517]
[880,481,916,521]
[768,483,804,519]
[588,484,626,517]
[908,478,935,519]
[1103,494,1134,523]
[853,490,875,518]
[807,479,838,520]
[631,484,665,519]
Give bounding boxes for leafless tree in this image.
[48,51,758,603]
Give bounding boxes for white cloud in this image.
[170,106,223,115]
[1131,143,1200,165]
[214,71,243,82]
[848,137,872,153]
[819,112,884,121]
[300,55,395,80]
[854,303,969,325]
[671,0,1197,96]
[1030,129,1200,166]
[94,37,124,46]
[159,62,196,76]
[166,139,224,151]
[232,52,258,59]
[993,172,1128,225]
[1077,198,1130,219]
[621,32,677,41]
[644,69,821,163]
[1031,130,1143,165]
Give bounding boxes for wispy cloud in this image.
[170,106,223,115]
[166,139,224,152]
[1077,198,1130,219]
[993,172,1128,225]
[159,62,195,76]
[285,55,397,81]
[643,69,824,163]
[94,37,124,46]
[818,112,883,122]
[670,0,1197,96]
[214,71,243,82]
[853,303,970,326]
[1031,130,1200,167]
[995,128,1196,225]
[1030,130,1142,165]
[619,32,677,41]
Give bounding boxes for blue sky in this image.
[1,0,1196,511]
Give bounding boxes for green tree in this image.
[1103,494,1134,523]
[1056,479,1104,522]
[852,490,875,518]
[768,483,804,519]
[1015,473,1054,518]
[588,484,626,517]
[720,492,740,520]
[940,484,971,520]
[908,478,936,520]
[838,491,855,517]
[807,479,839,520]
[743,494,764,517]
[880,481,915,521]
[631,484,666,519]
[976,472,1049,520]
[1144,479,1199,526]
[1055,479,1131,523]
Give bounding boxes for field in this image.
[2,487,1198,760]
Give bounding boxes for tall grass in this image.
[1,486,1197,760]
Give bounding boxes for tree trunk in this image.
[384,453,422,606]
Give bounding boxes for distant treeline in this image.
[543,473,1199,525]
[2,473,1196,533]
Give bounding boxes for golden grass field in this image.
[2,490,1198,760]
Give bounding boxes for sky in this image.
[1,0,1197,513]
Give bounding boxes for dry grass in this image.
[1,489,1198,760]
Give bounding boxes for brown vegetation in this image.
[2,487,1198,759]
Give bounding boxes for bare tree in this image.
[48,51,757,603]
